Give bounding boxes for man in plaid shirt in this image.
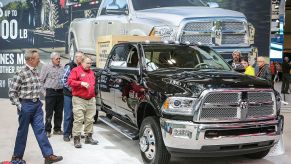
[8,50,63,164]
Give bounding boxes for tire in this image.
[41,0,59,30]
[244,149,270,159]
[139,116,171,164]
[69,38,76,61]
[94,110,99,124]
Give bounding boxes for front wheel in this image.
[244,149,270,159]
[139,116,170,164]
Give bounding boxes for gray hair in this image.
[232,49,241,55]
[25,49,38,61]
[75,51,84,58]
[50,52,60,59]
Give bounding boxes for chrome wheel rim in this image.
[140,127,156,160]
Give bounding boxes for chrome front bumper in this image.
[160,115,283,157]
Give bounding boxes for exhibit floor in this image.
[0,96,290,164]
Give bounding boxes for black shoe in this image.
[53,130,63,135]
[46,132,51,138]
[63,136,70,142]
[74,136,82,148]
[44,154,63,164]
[85,134,98,145]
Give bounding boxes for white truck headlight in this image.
[161,97,196,115]
[150,26,177,41]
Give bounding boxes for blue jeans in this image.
[14,99,53,158]
[63,95,73,137]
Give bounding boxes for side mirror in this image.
[106,4,128,15]
[109,66,140,75]
[207,2,219,8]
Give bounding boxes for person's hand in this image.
[17,104,22,115]
[81,82,89,88]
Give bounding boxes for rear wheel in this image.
[139,116,171,164]
[244,149,270,159]
[41,0,59,30]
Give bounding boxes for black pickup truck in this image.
[95,42,283,164]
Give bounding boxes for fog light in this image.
[172,128,192,139]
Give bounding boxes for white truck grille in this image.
[180,19,248,46]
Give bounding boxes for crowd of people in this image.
[8,50,98,164]
[228,50,291,96]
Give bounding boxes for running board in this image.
[99,116,139,140]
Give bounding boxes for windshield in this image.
[132,0,206,10]
[143,45,231,72]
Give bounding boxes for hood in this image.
[135,7,246,26]
[145,69,272,97]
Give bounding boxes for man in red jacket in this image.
[68,56,98,148]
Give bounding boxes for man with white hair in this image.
[40,52,64,137]
[255,56,272,82]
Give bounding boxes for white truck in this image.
[68,0,256,60]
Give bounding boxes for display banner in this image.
[0,0,272,98]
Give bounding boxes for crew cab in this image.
[95,42,283,164]
[69,0,256,61]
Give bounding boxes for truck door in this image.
[100,44,129,112]
[114,45,142,123]
[100,0,129,36]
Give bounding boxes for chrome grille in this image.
[198,91,275,122]
[183,22,212,31]
[181,34,212,44]
[200,107,238,120]
[248,105,274,118]
[221,22,244,31]
[248,92,272,102]
[221,34,245,44]
[204,92,239,104]
[180,19,247,46]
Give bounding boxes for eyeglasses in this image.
[86,62,92,65]
[55,58,61,60]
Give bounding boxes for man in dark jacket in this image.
[255,56,272,82]
[62,51,84,142]
[281,57,291,94]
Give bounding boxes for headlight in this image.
[150,26,177,41]
[161,97,196,115]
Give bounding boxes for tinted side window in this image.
[108,46,128,67]
[100,0,113,15]
[100,0,128,15]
